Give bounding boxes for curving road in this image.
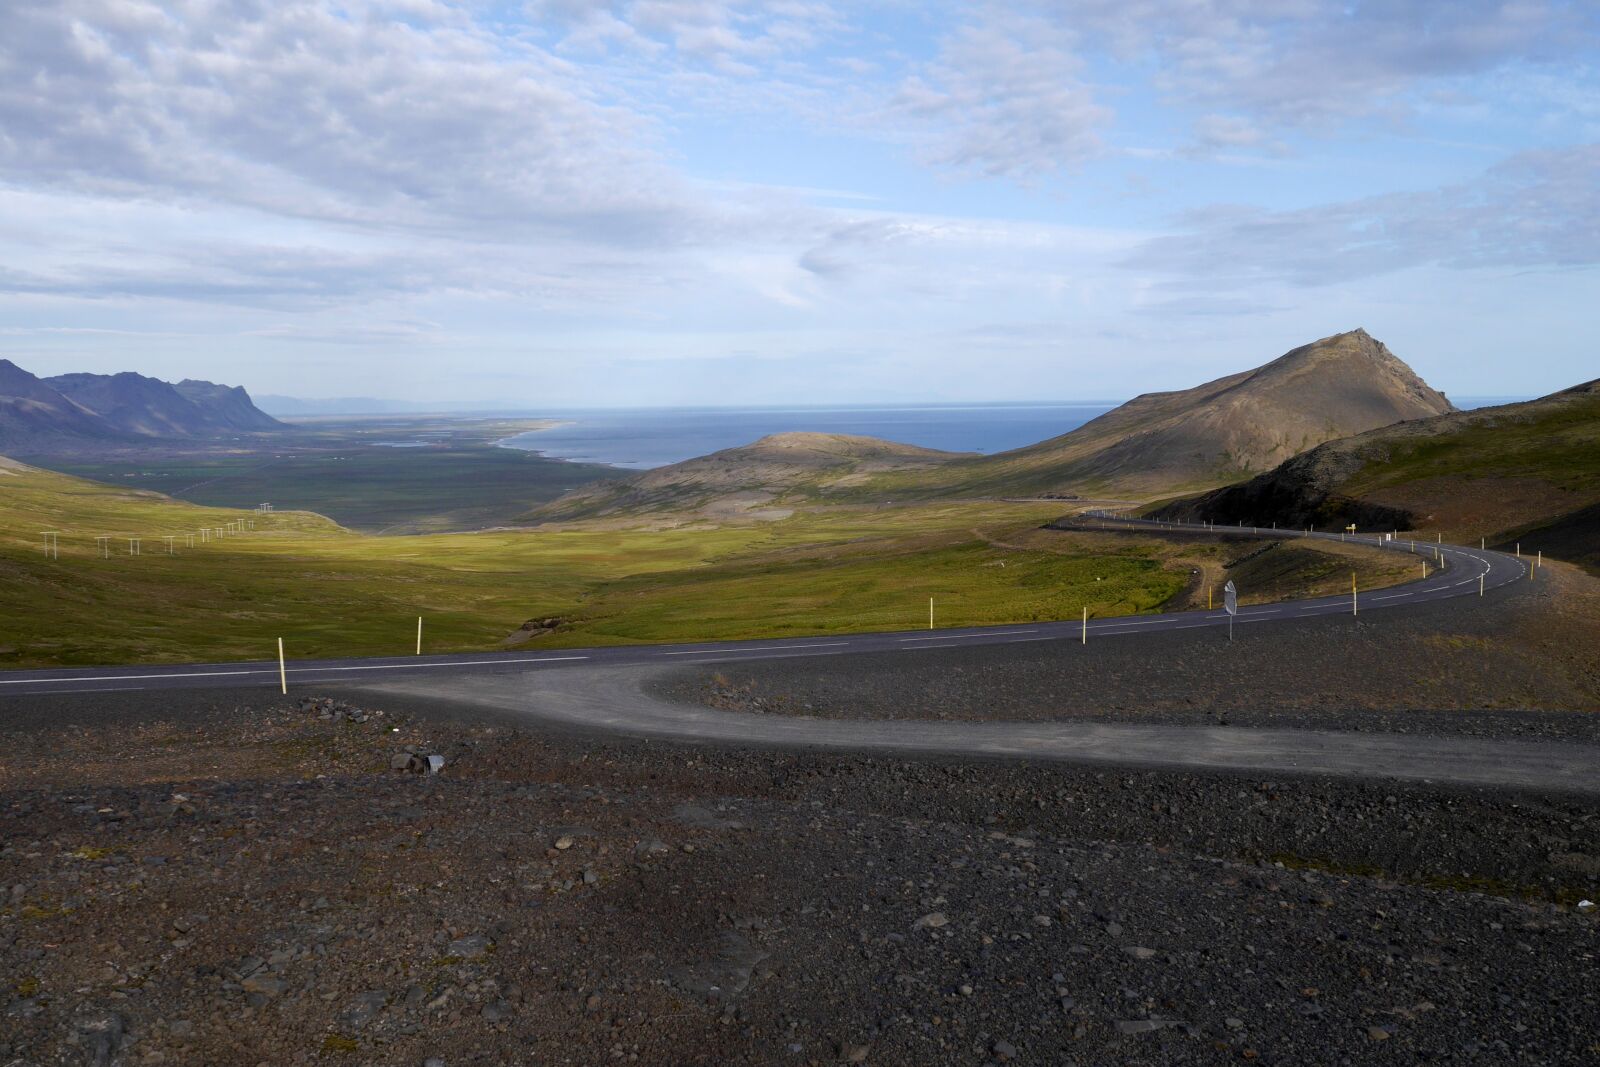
[4,518,1585,794]
[0,518,1531,696]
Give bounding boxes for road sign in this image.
[1223,580,1237,616]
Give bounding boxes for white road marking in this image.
[0,656,591,688]
[29,686,147,694]
[1088,618,1168,627]
[0,669,260,686]
[661,643,850,656]
[896,630,1037,643]
[293,657,589,673]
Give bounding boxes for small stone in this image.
[338,991,388,1031]
[554,836,574,851]
[993,1038,1018,1060]
[481,1000,513,1023]
[1225,1017,1245,1031]
[444,935,490,960]
[73,1011,125,1064]
[1116,1019,1184,1035]
[915,912,948,929]
[839,1042,870,1063]
[1124,946,1157,960]
[1367,1026,1392,1041]
[241,973,287,997]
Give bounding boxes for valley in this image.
[26,416,621,534]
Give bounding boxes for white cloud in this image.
[0,0,695,243]
[1126,143,1600,286]
[888,16,1111,178]
[1040,0,1597,142]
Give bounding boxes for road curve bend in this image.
[6,518,1587,794]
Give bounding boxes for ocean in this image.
[496,403,1117,470]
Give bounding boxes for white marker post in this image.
[416,616,423,656]
[1081,606,1087,645]
[1480,573,1484,597]
[277,638,287,695]
[1352,572,1358,616]
[928,597,934,631]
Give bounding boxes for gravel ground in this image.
[2,690,1597,1066]
[654,562,1600,742]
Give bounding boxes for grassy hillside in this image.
[1152,380,1600,573]
[0,459,1412,668]
[530,431,961,522]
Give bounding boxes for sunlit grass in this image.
[0,462,1410,668]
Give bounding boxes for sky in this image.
[0,1,1597,407]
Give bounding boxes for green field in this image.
[0,459,1414,669]
[25,416,621,534]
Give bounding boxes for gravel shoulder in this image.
[2,688,1598,1066]
[652,561,1600,742]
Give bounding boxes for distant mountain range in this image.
[536,329,1460,519]
[0,360,282,449]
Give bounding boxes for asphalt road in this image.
[7,518,1584,793]
[0,518,1531,696]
